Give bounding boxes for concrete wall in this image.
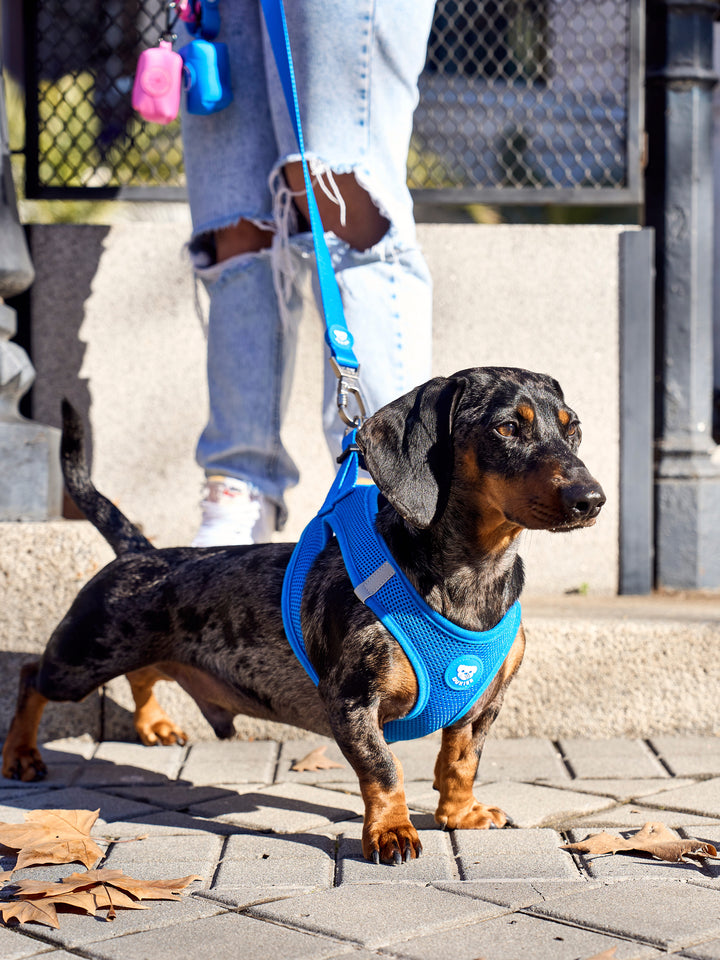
[29,220,622,596]
[0,220,633,743]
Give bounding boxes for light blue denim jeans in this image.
[180,0,436,528]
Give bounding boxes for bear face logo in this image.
[445,655,484,691]
[455,663,478,683]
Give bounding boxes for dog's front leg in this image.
[433,719,507,830]
[434,624,525,830]
[329,706,422,864]
[358,757,420,864]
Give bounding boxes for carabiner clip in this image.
[331,358,366,429]
[162,0,179,42]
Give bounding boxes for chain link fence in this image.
[414,0,643,203]
[22,0,643,203]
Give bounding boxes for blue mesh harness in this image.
[281,433,522,743]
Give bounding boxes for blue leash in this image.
[265,0,521,740]
[260,0,365,426]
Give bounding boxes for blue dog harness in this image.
[281,435,522,743]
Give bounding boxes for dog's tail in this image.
[61,400,154,556]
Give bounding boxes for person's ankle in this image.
[192,476,276,546]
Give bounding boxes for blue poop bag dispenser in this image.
[179,0,233,115]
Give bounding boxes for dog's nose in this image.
[561,481,606,520]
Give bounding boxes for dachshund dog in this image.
[2,367,605,863]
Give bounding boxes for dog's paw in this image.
[2,746,48,782]
[136,718,188,747]
[434,799,508,831]
[363,820,423,864]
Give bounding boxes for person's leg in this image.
[263,0,436,454]
[180,0,301,540]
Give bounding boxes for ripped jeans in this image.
[180,0,436,528]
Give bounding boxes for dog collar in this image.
[281,435,521,743]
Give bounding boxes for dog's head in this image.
[356,367,605,540]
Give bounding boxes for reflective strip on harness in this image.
[354,561,395,602]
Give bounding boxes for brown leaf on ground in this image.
[1,869,201,928]
[291,745,344,772]
[0,898,62,930]
[0,809,104,873]
[584,948,617,960]
[562,822,718,865]
[59,869,201,901]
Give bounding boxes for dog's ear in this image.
[356,375,467,528]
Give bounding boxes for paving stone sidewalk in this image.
[4,735,720,958]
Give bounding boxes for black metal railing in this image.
[21,0,644,204]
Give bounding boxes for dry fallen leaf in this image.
[584,949,617,960]
[61,869,202,901]
[1,869,201,928]
[291,745,344,772]
[562,821,717,866]
[0,809,104,873]
[0,897,64,930]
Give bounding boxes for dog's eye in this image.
[495,422,518,438]
[567,421,581,438]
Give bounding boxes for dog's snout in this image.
[561,481,606,520]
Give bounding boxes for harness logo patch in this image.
[445,655,484,691]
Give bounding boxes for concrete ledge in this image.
[0,520,114,744]
[2,520,718,743]
[497,594,720,739]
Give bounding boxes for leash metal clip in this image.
[331,358,366,428]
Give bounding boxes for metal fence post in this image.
[645,0,720,588]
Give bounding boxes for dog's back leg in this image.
[2,663,50,781]
[126,667,188,746]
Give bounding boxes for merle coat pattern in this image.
[2,367,605,863]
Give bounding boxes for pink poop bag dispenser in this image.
[132,40,183,124]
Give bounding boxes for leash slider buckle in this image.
[331,358,366,428]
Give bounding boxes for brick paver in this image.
[453,827,580,880]
[642,777,720,819]
[650,737,720,777]
[466,779,616,827]
[565,803,720,829]
[3,736,720,958]
[559,737,667,779]
[684,940,720,959]
[187,782,365,832]
[481,736,571,781]
[247,884,502,948]
[390,911,661,960]
[84,912,351,960]
[529,880,720,950]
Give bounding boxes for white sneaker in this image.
[192,476,276,546]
